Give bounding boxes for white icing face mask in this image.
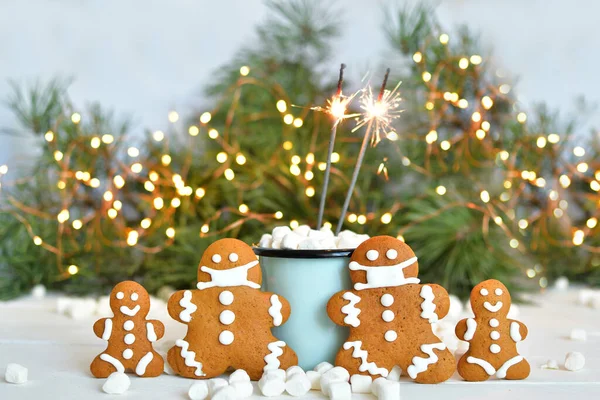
[197,260,261,290]
[349,256,420,290]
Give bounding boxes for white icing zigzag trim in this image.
[419,285,437,323]
[176,339,206,376]
[100,353,125,373]
[343,341,389,377]
[341,292,361,327]
[268,295,283,326]
[510,321,522,342]
[147,322,157,342]
[179,290,197,322]
[464,318,477,341]
[102,319,112,340]
[264,341,286,371]
[135,352,154,376]
[406,342,446,379]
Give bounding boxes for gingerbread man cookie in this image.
[455,279,530,381]
[327,236,455,384]
[167,238,298,380]
[91,281,164,378]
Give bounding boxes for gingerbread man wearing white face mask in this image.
[327,236,456,384]
[167,238,298,380]
[455,279,529,381]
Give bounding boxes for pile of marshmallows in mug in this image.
[258,225,369,250]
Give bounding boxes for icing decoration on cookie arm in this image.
[419,285,437,323]
[264,341,286,371]
[146,320,164,342]
[268,294,283,326]
[341,292,361,327]
[93,318,111,339]
[167,290,191,323]
[427,284,450,320]
[179,290,198,322]
[509,320,527,342]
[327,290,357,326]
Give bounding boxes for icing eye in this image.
[366,250,379,261]
[130,293,139,301]
[116,292,124,300]
[229,253,239,262]
[212,254,222,263]
[386,249,398,260]
[480,288,489,296]
[495,288,503,296]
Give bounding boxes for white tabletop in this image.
[1,287,599,399]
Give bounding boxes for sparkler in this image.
[336,68,401,235]
[314,64,357,229]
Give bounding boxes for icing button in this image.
[122,349,133,359]
[219,330,234,345]
[380,293,394,307]
[123,320,134,331]
[124,333,135,345]
[384,330,398,342]
[219,290,234,306]
[490,344,501,354]
[382,310,395,322]
[490,331,500,340]
[489,318,499,327]
[219,310,236,325]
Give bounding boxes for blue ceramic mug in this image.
[254,248,353,370]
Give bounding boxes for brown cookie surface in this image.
[167,238,297,380]
[90,281,165,378]
[455,279,530,381]
[327,235,455,384]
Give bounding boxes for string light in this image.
[200,112,212,124]
[168,111,179,123]
[518,219,528,229]
[306,153,315,164]
[68,265,79,275]
[153,131,164,142]
[54,151,64,161]
[517,112,527,123]
[72,220,83,230]
[331,152,340,163]
[357,215,367,225]
[305,186,315,197]
[113,175,125,188]
[153,197,164,210]
[113,200,122,210]
[216,152,228,163]
[425,101,434,110]
[397,235,405,242]
[573,230,585,246]
[481,121,491,131]
[422,72,432,82]
[559,175,571,188]
[195,188,206,199]
[91,137,101,148]
[470,55,483,65]
[573,146,585,157]
[236,153,247,165]
[90,178,100,188]
[494,216,503,225]
[128,147,139,157]
[127,231,139,246]
[208,129,219,139]
[57,209,70,223]
[103,191,114,201]
[283,141,293,150]
[161,155,172,166]
[238,204,249,214]
[304,171,314,180]
[149,171,159,182]
[239,66,250,76]
[107,208,118,219]
[536,137,547,148]
[71,113,81,124]
[166,227,176,238]
[290,165,301,176]
[276,100,287,113]
[458,58,469,69]
[348,213,357,223]
[45,131,54,142]
[577,163,588,173]
[548,134,560,143]
[457,99,468,108]
[412,52,423,63]
[224,168,235,181]
[283,114,294,124]
[381,212,392,224]
[140,218,152,229]
[436,185,447,195]
[472,112,481,122]
[200,224,210,234]
[171,198,181,208]
[318,162,326,171]
[131,163,143,173]
[290,220,299,229]
[274,211,283,219]
[553,208,564,218]
[425,130,438,144]
[480,190,490,203]
[102,134,114,144]
[559,200,568,210]
[33,236,43,246]
[439,34,449,44]
[189,126,200,136]
[481,96,493,109]
[510,239,519,249]
[57,181,66,190]
[587,218,598,229]
[526,269,536,278]
[440,140,451,150]
[293,118,303,128]
[499,84,511,94]
[476,129,486,140]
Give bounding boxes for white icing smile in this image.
[483,301,503,312]
[349,256,420,290]
[120,305,141,316]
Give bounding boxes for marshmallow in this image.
[282,232,305,249]
[259,234,273,248]
[294,225,311,237]
[299,237,336,250]
[448,295,463,319]
[337,236,365,249]
[286,373,311,396]
[541,359,559,370]
[371,377,387,396]
[4,363,27,384]
[306,370,321,390]
[258,374,286,397]
[67,298,97,319]
[590,294,600,309]
[212,385,238,400]
[31,284,46,298]
[319,227,335,238]
[314,361,334,374]
[577,289,595,306]
[377,379,400,400]
[570,328,587,341]
[157,285,176,302]
[565,352,585,371]
[350,374,372,393]
[56,297,73,314]
[229,369,251,383]
[231,381,254,398]
[271,240,282,249]
[264,368,286,381]
[207,378,229,395]
[320,367,349,394]
[102,372,130,394]
[272,226,292,241]
[286,366,305,378]
[554,276,569,291]
[188,381,209,400]
[327,381,351,400]
[386,365,402,381]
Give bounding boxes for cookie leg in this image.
[335,341,391,378]
[135,351,164,377]
[168,342,227,379]
[406,345,455,384]
[501,357,530,380]
[90,353,125,378]
[457,353,492,382]
[240,340,299,380]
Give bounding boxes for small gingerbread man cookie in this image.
[91,281,165,377]
[455,279,530,381]
[167,238,298,380]
[327,235,456,384]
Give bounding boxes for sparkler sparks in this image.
[353,69,403,146]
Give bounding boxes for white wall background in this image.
[1,0,599,167]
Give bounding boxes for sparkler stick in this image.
[317,63,346,229]
[336,69,391,235]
